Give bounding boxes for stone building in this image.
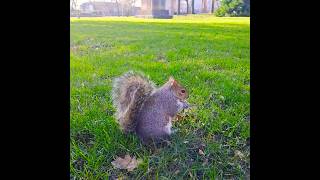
[80,1,141,17]
[137,0,220,18]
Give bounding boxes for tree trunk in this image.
[203,0,207,13]
[115,0,120,16]
[132,0,136,15]
[192,0,194,14]
[121,6,124,16]
[211,0,215,13]
[186,0,189,14]
[178,0,181,15]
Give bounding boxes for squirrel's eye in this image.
[181,90,185,93]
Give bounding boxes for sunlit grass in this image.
[71,14,250,24]
[70,14,250,179]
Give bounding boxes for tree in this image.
[113,0,121,16]
[178,0,181,15]
[70,0,80,18]
[202,0,207,13]
[211,0,215,13]
[215,0,250,17]
[131,0,136,15]
[191,0,195,14]
[185,0,189,14]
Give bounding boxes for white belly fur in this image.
[164,118,172,134]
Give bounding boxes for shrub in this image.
[215,0,250,17]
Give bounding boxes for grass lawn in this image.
[70,15,250,179]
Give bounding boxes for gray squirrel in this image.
[111,71,189,143]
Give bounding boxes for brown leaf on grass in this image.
[111,154,142,172]
[202,158,208,166]
[198,149,205,156]
[174,114,184,122]
[174,108,197,122]
[115,176,127,180]
[234,150,245,159]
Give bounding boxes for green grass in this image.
[70,15,250,179]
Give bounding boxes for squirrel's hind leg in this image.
[164,120,173,135]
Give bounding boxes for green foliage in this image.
[215,0,250,17]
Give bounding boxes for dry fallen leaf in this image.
[198,149,205,156]
[174,170,180,175]
[111,154,142,172]
[115,176,127,180]
[174,114,184,122]
[212,135,216,142]
[202,158,208,166]
[234,150,245,159]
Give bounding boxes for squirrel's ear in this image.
[169,76,175,86]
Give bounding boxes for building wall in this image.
[80,4,94,14]
[80,2,141,16]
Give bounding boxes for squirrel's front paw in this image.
[171,128,179,134]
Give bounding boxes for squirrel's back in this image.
[111,71,155,132]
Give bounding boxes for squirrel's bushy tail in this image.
[111,71,155,132]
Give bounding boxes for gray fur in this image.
[135,82,186,142]
[111,71,155,132]
[111,71,188,143]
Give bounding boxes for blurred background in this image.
[70,0,249,18]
